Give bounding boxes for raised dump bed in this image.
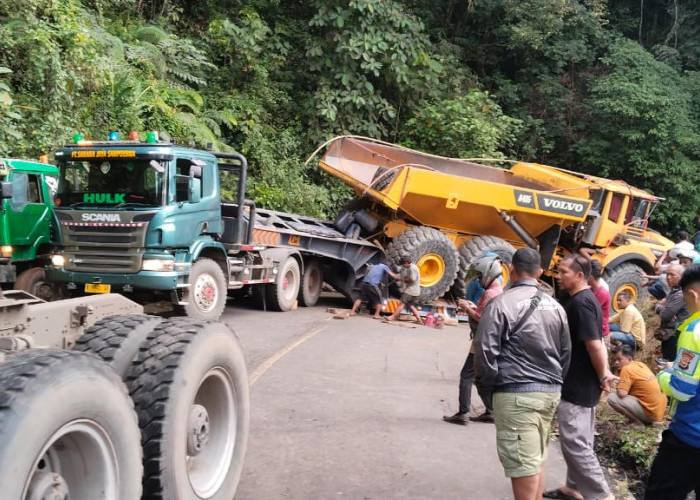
[318,136,592,244]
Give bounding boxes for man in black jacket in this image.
[475,248,571,500]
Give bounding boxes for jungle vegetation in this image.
[1,0,699,233]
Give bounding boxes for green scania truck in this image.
[45,133,383,320]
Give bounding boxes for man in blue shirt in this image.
[350,262,401,319]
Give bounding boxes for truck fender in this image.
[601,252,654,275]
[258,248,304,274]
[188,237,228,262]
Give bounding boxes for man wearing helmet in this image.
[443,253,504,425]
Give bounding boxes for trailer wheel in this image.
[73,314,163,378]
[183,258,228,320]
[266,257,300,311]
[604,262,645,312]
[386,226,459,302]
[451,236,516,298]
[299,260,324,307]
[14,266,62,301]
[128,318,250,499]
[0,350,142,500]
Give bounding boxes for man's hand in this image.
[599,372,616,393]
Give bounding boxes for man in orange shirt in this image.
[608,345,667,426]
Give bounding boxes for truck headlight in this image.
[141,259,175,272]
[1,245,12,258]
[51,254,65,267]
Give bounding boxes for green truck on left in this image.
[0,157,62,300]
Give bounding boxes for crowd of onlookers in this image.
[442,228,700,500]
[349,229,700,498]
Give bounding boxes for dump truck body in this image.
[317,136,673,306]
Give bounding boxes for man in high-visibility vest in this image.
[646,264,700,499]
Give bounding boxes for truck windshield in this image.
[55,159,165,207]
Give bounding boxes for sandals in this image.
[542,489,577,500]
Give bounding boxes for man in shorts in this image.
[385,257,423,324]
[350,262,401,319]
[474,248,571,499]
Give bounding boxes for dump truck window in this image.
[608,193,625,223]
[624,198,639,225]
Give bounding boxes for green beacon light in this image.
[146,132,158,143]
[73,133,84,144]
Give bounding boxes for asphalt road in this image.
[223,294,568,500]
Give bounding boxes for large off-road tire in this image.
[73,314,163,378]
[128,318,250,499]
[14,266,62,301]
[386,226,459,302]
[182,258,228,320]
[604,262,646,312]
[450,236,516,298]
[266,256,300,311]
[298,259,323,307]
[0,350,142,499]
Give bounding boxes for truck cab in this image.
[0,158,59,299]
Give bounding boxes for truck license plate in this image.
[85,283,111,294]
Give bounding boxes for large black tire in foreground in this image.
[450,236,516,298]
[128,318,250,499]
[73,313,164,378]
[182,258,228,320]
[298,259,324,307]
[0,350,143,499]
[266,256,300,311]
[604,262,646,312]
[386,226,459,302]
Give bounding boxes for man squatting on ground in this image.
[645,264,700,499]
[550,253,614,500]
[474,248,571,500]
[349,262,401,319]
[443,254,504,425]
[608,344,667,427]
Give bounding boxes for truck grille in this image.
[56,213,151,273]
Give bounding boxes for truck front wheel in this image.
[128,318,250,499]
[183,258,228,320]
[604,262,645,312]
[0,350,143,499]
[15,266,63,301]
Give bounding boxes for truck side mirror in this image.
[0,181,12,200]
[189,159,205,179]
[189,177,201,203]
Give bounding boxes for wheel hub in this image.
[187,404,210,456]
[194,274,217,311]
[27,468,69,500]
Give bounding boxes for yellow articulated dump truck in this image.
[315,136,673,308]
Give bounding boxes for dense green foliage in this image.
[1,0,699,231]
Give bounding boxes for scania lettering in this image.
[81,213,122,222]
